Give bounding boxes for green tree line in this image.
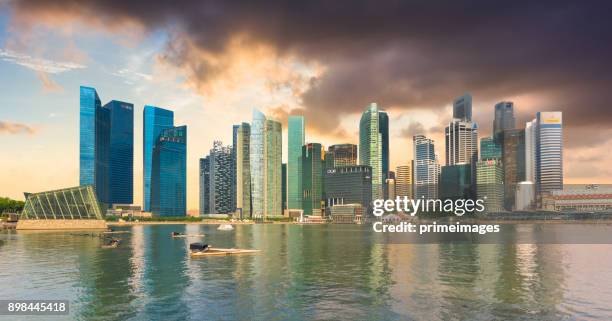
[0,197,25,214]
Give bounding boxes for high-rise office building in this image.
[439,164,473,201]
[503,129,526,210]
[395,165,413,199]
[151,126,186,216]
[453,93,472,121]
[143,106,174,212]
[476,159,504,213]
[327,144,358,167]
[105,100,134,205]
[264,118,283,217]
[480,136,502,160]
[302,143,323,215]
[493,101,516,143]
[525,118,537,183]
[413,135,440,200]
[324,165,372,211]
[359,103,385,200]
[79,86,102,187]
[235,123,251,218]
[445,119,478,166]
[287,115,305,210]
[199,157,210,215]
[250,109,266,217]
[208,141,233,214]
[536,112,563,193]
[282,163,287,211]
[379,111,390,183]
[231,124,239,213]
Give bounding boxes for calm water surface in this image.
[1,224,612,321]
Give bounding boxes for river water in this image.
[1,224,612,320]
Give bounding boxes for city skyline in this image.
[2,2,612,211]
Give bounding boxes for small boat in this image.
[172,232,205,238]
[189,243,259,257]
[101,238,121,249]
[217,224,234,231]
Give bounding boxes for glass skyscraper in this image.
[480,136,502,160]
[359,103,384,200]
[439,164,473,201]
[105,100,134,205]
[79,86,101,187]
[379,111,390,182]
[250,110,266,217]
[235,123,251,218]
[199,157,210,215]
[445,119,478,166]
[151,125,187,216]
[525,118,537,183]
[476,159,504,213]
[302,143,323,215]
[287,115,305,210]
[413,135,440,200]
[143,106,174,212]
[536,112,563,193]
[327,144,358,167]
[502,128,526,210]
[453,93,472,121]
[264,118,283,217]
[493,101,516,143]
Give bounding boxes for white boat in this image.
[217,224,234,231]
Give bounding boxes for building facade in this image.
[536,112,563,193]
[439,164,473,201]
[199,157,210,215]
[105,100,134,205]
[359,103,385,200]
[413,135,440,200]
[503,129,526,210]
[287,115,305,210]
[445,119,478,166]
[302,143,323,215]
[493,101,516,144]
[79,86,102,187]
[208,141,233,214]
[395,165,413,199]
[324,165,372,212]
[250,109,266,217]
[476,159,504,213]
[143,106,174,212]
[151,126,187,216]
[480,136,502,160]
[453,93,472,121]
[264,119,283,217]
[327,144,358,167]
[235,123,251,218]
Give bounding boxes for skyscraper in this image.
[525,118,537,183]
[264,118,283,217]
[493,101,516,143]
[250,109,266,217]
[79,86,102,187]
[445,119,478,166]
[324,165,372,210]
[282,163,287,211]
[208,141,233,214]
[413,135,440,200]
[359,103,385,200]
[503,129,526,210]
[143,106,174,212]
[151,125,186,216]
[199,157,210,215]
[327,144,358,167]
[453,93,472,121]
[395,165,413,199]
[476,159,504,213]
[231,124,239,213]
[379,111,390,183]
[480,136,502,160]
[105,100,134,205]
[287,115,305,210]
[302,143,323,215]
[439,164,472,201]
[536,112,563,193]
[235,123,251,218]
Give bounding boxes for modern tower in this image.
[79,86,102,187]
[105,100,134,205]
[480,136,502,160]
[199,157,210,215]
[502,129,526,210]
[493,101,516,143]
[287,115,305,211]
[445,119,478,166]
[231,124,240,213]
[264,118,283,217]
[525,118,537,183]
[151,125,186,216]
[379,111,390,183]
[302,143,323,215]
[208,141,233,214]
[536,112,563,193]
[453,93,472,121]
[359,103,385,200]
[250,109,266,217]
[235,123,251,219]
[327,144,358,167]
[413,135,440,200]
[395,165,413,199]
[143,106,174,212]
[476,159,504,213]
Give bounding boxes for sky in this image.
[1,1,612,211]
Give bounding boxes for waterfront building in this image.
[302,143,323,215]
[544,185,612,212]
[199,157,210,215]
[324,165,372,213]
[79,87,134,206]
[453,93,472,121]
[525,119,537,183]
[327,144,358,167]
[359,103,385,200]
[476,159,504,213]
[143,106,174,212]
[445,118,478,166]
[207,141,233,214]
[264,118,283,217]
[395,165,413,199]
[413,135,440,200]
[287,115,305,211]
[503,129,526,210]
[330,204,364,224]
[480,136,502,160]
[536,112,563,193]
[439,164,473,201]
[493,101,516,143]
[250,110,266,217]
[231,125,239,213]
[282,163,287,211]
[235,123,251,218]
[151,126,187,216]
[515,181,535,211]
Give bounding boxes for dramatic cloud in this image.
[0,48,85,74]
[0,121,38,135]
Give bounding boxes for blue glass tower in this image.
[105,100,134,205]
[151,125,187,216]
[379,111,390,182]
[79,86,101,186]
[143,106,174,212]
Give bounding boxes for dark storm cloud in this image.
[10,0,612,134]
